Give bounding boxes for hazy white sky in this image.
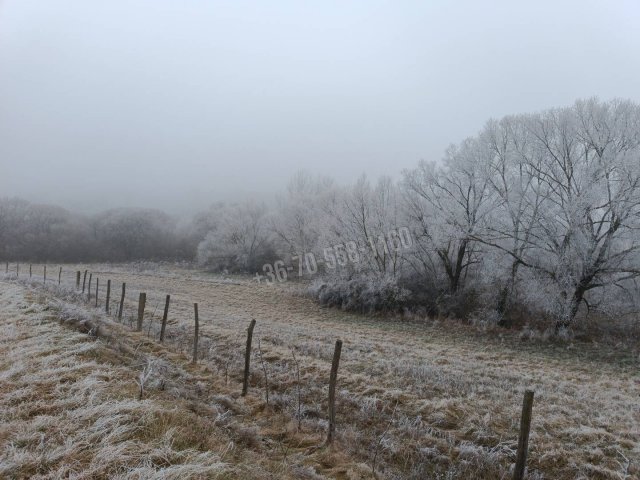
[1,0,639,213]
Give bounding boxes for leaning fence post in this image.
[159,294,170,342]
[58,266,62,285]
[76,271,80,289]
[105,279,111,314]
[242,319,257,396]
[192,303,199,363]
[95,277,99,307]
[136,293,146,331]
[326,339,343,445]
[513,390,535,480]
[118,283,126,320]
[82,270,87,293]
[87,274,92,301]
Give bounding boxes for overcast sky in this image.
[1,1,639,214]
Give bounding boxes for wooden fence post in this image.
[326,339,343,445]
[82,270,87,293]
[118,283,126,320]
[29,264,32,278]
[87,274,92,301]
[136,293,146,331]
[16,262,19,277]
[5,262,7,273]
[76,271,80,289]
[95,278,99,307]
[159,294,170,342]
[242,319,257,396]
[43,264,46,284]
[192,303,199,363]
[105,279,111,314]
[513,390,535,480]
[58,266,62,285]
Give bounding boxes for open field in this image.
[1,263,639,479]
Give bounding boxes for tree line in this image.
[3,98,639,330]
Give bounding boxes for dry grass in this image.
[0,280,327,479]
[1,264,639,479]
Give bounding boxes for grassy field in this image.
[1,264,639,479]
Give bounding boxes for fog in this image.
[1,0,639,214]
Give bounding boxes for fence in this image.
[1,262,536,480]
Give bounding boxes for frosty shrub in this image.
[309,274,410,313]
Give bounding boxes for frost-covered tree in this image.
[403,98,640,326]
[307,175,411,312]
[471,99,640,326]
[270,171,334,273]
[518,99,640,325]
[197,201,276,272]
[403,136,495,294]
[0,198,93,261]
[92,208,182,261]
[323,175,407,277]
[476,116,547,314]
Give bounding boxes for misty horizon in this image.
[2,1,640,214]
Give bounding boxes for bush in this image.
[397,272,481,320]
[309,274,410,313]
